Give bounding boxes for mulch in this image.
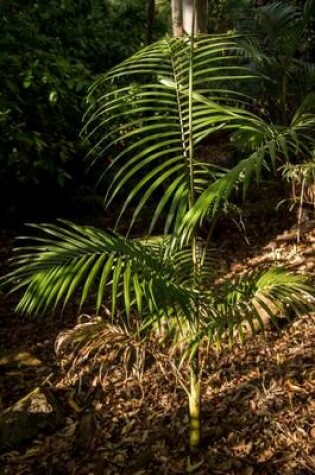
[0,212,314,475]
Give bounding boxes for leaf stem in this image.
[188,0,202,454]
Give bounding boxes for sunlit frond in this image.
[193,267,315,353]
[3,221,195,319]
[178,117,315,243]
[83,34,256,234]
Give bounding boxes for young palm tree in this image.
[4,29,315,453]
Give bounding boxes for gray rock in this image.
[0,387,64,453]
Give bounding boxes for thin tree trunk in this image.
[171,0,184,37]
[187,2,202,453]
[183,0,208,34]
[189,365,201,453]
[146,0,155,45]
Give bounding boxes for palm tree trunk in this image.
[189,359,201,452]
[171,0,184,37]
[187,0,202,453]
[183,0,208,34]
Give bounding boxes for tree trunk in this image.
[171,0,184,37]
[183,0,208,34]
[189,364,201,453]
[146,0,155,45]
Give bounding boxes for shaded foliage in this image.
[0,0,168,222]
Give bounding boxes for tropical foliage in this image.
[0,0,168,219]
[4,11,315,450]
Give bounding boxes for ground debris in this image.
[0,216,315,474]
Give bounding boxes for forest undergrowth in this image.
[0,201,314,475]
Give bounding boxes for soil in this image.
[0,202,314,475]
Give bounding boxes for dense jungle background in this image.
[1,1,315,474]
[0,0,169,224]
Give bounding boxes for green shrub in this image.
[0,0,168,220]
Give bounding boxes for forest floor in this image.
[0,201,314,475]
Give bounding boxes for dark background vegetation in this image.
[0,0,314,227]
[0,0,169,225]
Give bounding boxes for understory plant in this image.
[238,0,315,124]
[281,156,315,240]
[4,20,315,453]
[236,0,315,239]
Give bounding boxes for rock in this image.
[0,350,42,371]
[0,386,64,453]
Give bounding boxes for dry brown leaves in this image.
[0,221,315,474]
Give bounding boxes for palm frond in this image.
[195,267,315,351]
[55,318,147,386]
[178,117,315,243]
[83,34,257,234]
[53,266,315,384]
[237,1,314,123]
[245,1,303,58]
[3,221,195,319]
